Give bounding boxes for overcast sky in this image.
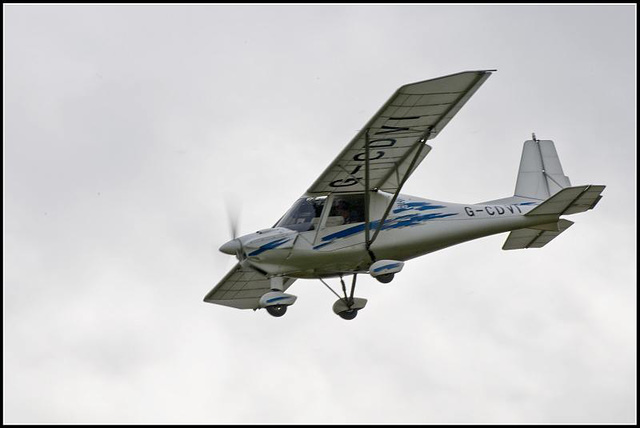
[4,4,636,424]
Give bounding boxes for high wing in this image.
[307,70,494,195]
[204,263,296,310]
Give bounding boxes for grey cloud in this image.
[4,4,635,424]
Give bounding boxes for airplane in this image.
[204,70,605,320]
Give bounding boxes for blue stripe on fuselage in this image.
[393,201,446,214]
[313,211,457,249]
[248,237,291,256]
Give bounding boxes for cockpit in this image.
[276,194,366,232]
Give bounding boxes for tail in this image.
[514,138,572,200]
[499,138,605,250]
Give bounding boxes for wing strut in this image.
[367,129,432,247]
[363,130,375,261]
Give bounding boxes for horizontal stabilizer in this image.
[525,185,605,217]
[503,219,574,250]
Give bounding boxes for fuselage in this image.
[228,191,556,279]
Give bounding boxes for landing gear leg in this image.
[338,274,358,320]
[340,274,355,308]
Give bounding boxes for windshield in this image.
[276,196,327,232]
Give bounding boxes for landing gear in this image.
[376,273,394,284]
[266,305,287,317]
[337,308,358,320]
[259,289,297,318]
[369,260,403,283]
[320,274,368,321]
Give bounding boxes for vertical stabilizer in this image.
[514,139,571,200]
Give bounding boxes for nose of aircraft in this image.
[219,239,241,255]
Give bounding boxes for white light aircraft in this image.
[205,70,605,320]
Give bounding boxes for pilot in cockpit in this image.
[335,200,356,225]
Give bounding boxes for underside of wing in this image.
[307,70,494,195]
[502,219,574,250]
[204,263,296,310]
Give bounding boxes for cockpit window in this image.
[276,196,327,232]
[327,194,365,226]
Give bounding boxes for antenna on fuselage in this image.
[532,132,539,142]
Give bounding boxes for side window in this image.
[327,194,365,227]
[276,196,327,232]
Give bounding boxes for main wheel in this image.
[376,273,394,284]
[338,309,358,320]
[266,305,287,317]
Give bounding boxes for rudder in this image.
[514,139,572,200]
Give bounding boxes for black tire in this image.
[338,309,358,320]
[376,273,394,284]
[266,305,287,317]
